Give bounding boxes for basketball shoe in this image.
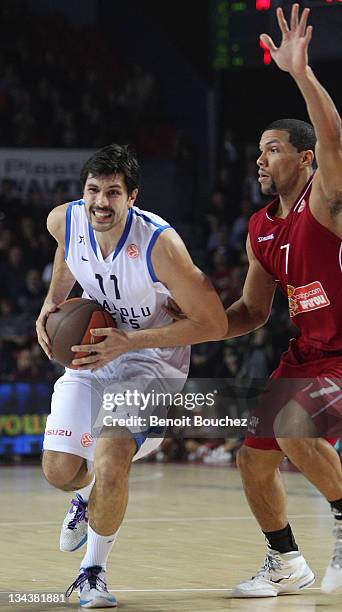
[60,494,88,552]
[321,510,342,593]
[232,546,315,597]
[65,565,117,608]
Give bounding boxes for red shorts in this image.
[244,338,342,451]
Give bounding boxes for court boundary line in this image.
[0,513,331,528]
[0,586,321,594]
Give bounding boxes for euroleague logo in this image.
[127,243,139,259]
[81,433,94,447]
[297,199,306,213]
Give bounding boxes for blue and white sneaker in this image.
[65,565,117,608]
[60,494,88,552]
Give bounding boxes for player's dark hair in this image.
[80,144,140,194]
[265,118,317,167]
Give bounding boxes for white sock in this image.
[75,475,95,502]
[81,524,118,571]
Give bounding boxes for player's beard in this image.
[261,178,278,196]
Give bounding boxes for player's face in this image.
[83,173,138,232]
[257,130,302,196]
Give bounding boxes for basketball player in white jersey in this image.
[36,144,227,608]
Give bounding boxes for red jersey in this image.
[248,175,342,351]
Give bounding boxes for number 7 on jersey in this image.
[280,243,290,275]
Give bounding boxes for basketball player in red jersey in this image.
[226,5,342,597]
[168,3,342,597]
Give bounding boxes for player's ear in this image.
[128,188,138,206]
[301,150,315,167]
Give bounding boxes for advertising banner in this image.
[0,148,95,200]
[0,382,52,456]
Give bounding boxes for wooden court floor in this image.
[1,461,341,611]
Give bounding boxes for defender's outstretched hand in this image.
[260,4,312,77]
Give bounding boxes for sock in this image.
[81,524,118,571]
[263,524,299,554]
[75,476,95,503]
[330,497,342,519]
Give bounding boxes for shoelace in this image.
[67,497,88,530]
[253,550,283,579]
[65,565,106,598]
[331,519,342,568]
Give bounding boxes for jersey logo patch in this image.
[258,234,274,242]
[127,244,139,259]
[287,281,330,318]
[297,199,306,213]
[81,433,93,448]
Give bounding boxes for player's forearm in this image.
[223,297,266,340]
[45,245,76,305]
[293,67,341,145]
[127,317,227,350]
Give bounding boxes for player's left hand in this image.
[71,327,132,371]
[260,4,312,77]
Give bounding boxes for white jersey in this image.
[64,200,190,373]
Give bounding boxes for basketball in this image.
[46,297,115,368]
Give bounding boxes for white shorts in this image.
[43,349,188,462]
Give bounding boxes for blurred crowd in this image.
[0,183,61,381]
[0,1,175,155]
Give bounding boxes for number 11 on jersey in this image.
[95,273,121,299]
[280,243,290,275]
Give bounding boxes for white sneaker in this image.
[232,547,315,598]
[203,446,232,464]
[321,514,342,594]
[60,494,88,552]
[65,565,117,608]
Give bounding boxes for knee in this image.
[237,444,279,483]
[95,439,135,488]
[42,451,84,489]
[236,445,256,476]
